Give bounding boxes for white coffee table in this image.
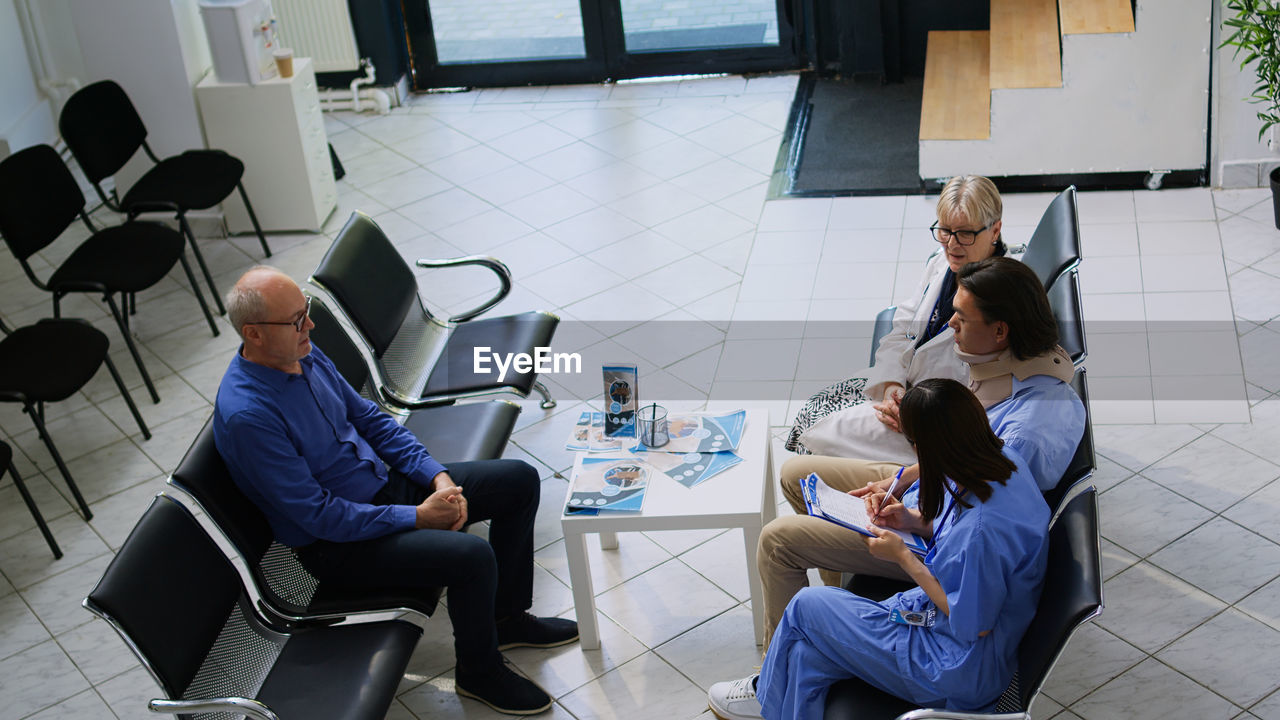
[560,407,775,649]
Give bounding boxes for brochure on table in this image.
[800,472,929,556]
[565,412,627,453]
[565,455,652,515]
[628,448,743,489]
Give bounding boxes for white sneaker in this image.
[708,674,763,720]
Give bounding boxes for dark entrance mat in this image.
[770,72,925,198]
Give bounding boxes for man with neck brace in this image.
[755,256,1084,655]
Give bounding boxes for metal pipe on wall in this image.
[14,0,82,112]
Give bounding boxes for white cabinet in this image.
[196,57,336,233]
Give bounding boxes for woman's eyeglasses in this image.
[929,222,990,246]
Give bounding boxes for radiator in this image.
[273,0,361,73]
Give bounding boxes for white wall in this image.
[70,0,213,189]
[1212,0,1280,188]
[0,0,56,158]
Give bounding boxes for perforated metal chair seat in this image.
[403,400,519,463]
[254,621,420,720]
[120,150,245,212]
[423,313,559,397]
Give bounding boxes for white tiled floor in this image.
[3,73,1280,719]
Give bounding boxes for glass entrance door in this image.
[402,0,798,89]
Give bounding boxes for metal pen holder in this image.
[637,403,669,448]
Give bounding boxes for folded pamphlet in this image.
[629,448,743,488]
[565,456,652,513]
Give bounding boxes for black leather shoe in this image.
[456,662,552,715]
[497,612,579,650]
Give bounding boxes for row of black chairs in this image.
[0,80,276,403]
[79,212,568,718]
[0,80,281,557]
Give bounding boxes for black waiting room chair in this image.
[59,79,272,315]
[311,211,560,412]
[1048,268,1088,366]
[1,440,61,559]
[308,296,521,462]
[168,419,443,625]
[0,315,150,523]
[825,488,1103,720]
[0,143,220,404]
[1020,186,1081,293]
[169,361,520,628]
[84,494,421,720]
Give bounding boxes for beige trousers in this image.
[758,455,915,649]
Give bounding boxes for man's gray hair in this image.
[226,265,280,339]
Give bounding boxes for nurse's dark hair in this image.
[899,378,1017,521]
[956,257,1058,360]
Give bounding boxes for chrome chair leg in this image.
[534,380,557,410]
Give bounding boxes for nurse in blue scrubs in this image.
[708,378,1050,720]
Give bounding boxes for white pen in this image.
[872,466,906,524]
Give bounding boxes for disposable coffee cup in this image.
[274,48,294,78]
[638,403,669,448]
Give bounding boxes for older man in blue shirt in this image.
[214,267,573,716]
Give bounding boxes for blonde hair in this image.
[936,175,1003,232]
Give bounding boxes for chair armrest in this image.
[415,256,512,323]
[148,697,280,720]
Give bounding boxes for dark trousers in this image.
[296,459,540,675]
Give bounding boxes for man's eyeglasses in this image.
[930,222,990,246]
[249,294,311,332]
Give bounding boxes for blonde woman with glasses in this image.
[785,174,1006,464]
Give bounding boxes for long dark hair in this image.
[899,378,1017,521]
[957,257,1058,360]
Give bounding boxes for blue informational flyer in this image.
[629,449,744,489]
[565,456,651,513]
[634,410,746,454]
